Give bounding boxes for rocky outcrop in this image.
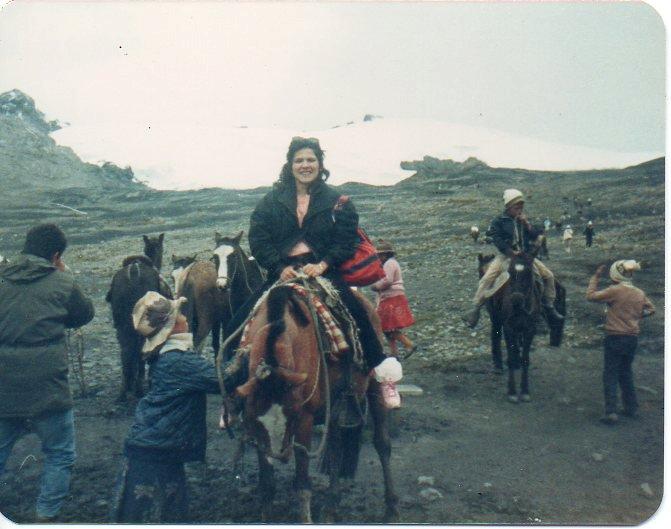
[0,89,142,202]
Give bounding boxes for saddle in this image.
[237,276,366,372]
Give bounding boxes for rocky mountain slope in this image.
[0,89,141,199]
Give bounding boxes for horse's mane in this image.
[265,286,310,365]
[122,255,154,268]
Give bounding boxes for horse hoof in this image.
[520,394,531,402]
[507,395,519,404]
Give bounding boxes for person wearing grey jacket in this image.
[0,224,94,522]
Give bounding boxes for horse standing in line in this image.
[225,280,399,523]
[478,252,565,402]
[170,253,197,295]
[106,233,172,401]
[180,231,264,354]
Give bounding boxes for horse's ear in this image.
[192,252,199,260]
[142,235,149,244]
[158,233,164,243]
[478,253,484,263]
[234,230,243,244]
[214,231,222,243]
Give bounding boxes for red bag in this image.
[333,196,386,287]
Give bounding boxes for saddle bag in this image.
[333,196,386,287]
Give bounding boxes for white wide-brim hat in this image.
[132,291,187,352]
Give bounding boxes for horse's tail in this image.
[126,261,142,283]
[265,286,309,367]
[320,420,364,479]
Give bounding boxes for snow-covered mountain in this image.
[52,116,663,191]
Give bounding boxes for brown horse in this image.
[224,279,399,523]
[106,234,171,401]
[180,231,264,354]
[478,252,565,401]
[170,253,198,295]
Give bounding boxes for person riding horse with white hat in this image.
[463,189,564,328]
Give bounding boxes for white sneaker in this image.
[373,357,403,383]
[380,381,401,409]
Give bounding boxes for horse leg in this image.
[115,326,135,402]
[256,447,276,523]
[368,381,400,522]
[490,314,504,373]
[520,331,533,402]
[194,304,212,353]
[211,320,221,359]
[294,412,313,523]
[503,327,520,403]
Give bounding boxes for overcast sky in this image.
[0,0,665,154]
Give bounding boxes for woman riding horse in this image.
[224,136,402,405]
[464,188,564,328]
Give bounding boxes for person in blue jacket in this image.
[110,292,242,523]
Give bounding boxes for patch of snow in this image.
[52,117,662,190]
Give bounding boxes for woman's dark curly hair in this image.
[275,137,330,189]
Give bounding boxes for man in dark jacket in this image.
[0,223,94,522]
[463,189,563,328]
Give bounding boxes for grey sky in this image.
[0,1,665,153]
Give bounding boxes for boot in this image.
[462,305,481,328]
[544,303,564,322]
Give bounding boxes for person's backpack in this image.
[333,196,386,287]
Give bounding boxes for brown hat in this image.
[377,240,394,255]
[132,292,187,352]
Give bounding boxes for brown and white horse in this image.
[180,231,264,354]
[223,280,399,523]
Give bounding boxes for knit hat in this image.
[503,189,524,208]
[132,292,188,352]
[376,239,394,255]
[609,260,641,283]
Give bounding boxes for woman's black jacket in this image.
[249,180,359,276]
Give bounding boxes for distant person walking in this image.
[586,260,655,424]
[371,240,416,358]
[0,224,94,522]
[562,225,573,254]
[584,221,595,248]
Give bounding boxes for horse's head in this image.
[212,230,244,289]
[170,253,197,291]
[142,233,164,270]
[507,253,535,292]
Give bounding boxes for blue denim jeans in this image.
[0,409,76,518]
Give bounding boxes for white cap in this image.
[503,189,524,208]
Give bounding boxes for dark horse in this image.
[478,252,566,402]
[221,281,398,523]
[106,234,172,401]
[180,231,264,354]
